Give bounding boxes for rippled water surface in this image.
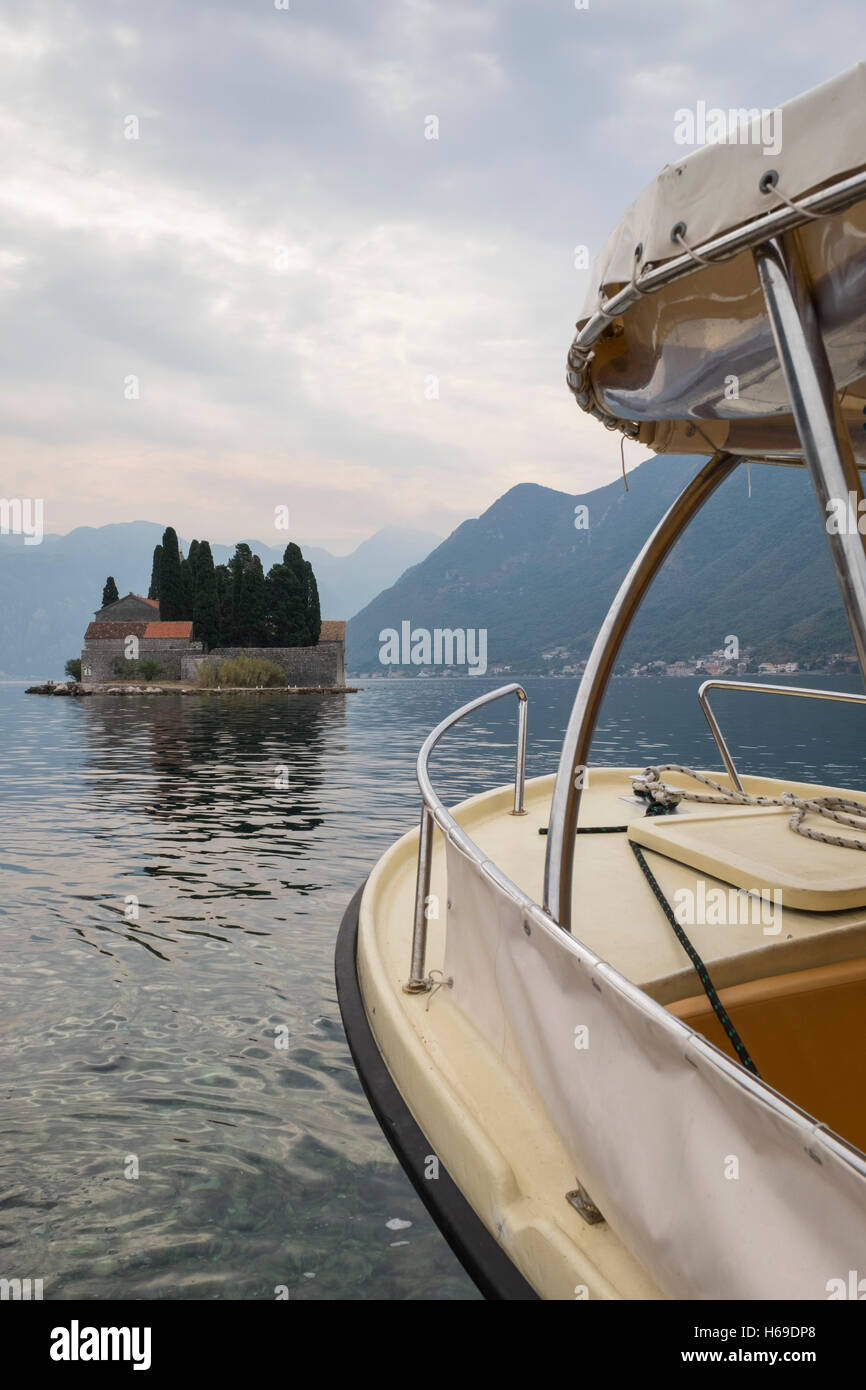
[1,674,864,1299]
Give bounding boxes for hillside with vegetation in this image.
[347,455,857,676]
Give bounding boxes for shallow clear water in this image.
[0,673,864,1300]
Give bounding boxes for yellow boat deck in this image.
[358,767,866,1298]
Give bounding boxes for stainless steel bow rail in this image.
[404,683,528,993]
[699,678,866,793]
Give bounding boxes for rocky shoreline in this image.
[26,681,92,696]
[26,681,357,696]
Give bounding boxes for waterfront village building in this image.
[81,594,346,686]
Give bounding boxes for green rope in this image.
[539,825,629,835]
[628,841,760,1077]
[536,815,760,1074]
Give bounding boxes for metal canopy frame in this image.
[545,220,866,932]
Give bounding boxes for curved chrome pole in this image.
[404,682,528,992]
[753,237,866,684]
[543,451,741,930]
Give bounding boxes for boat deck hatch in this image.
[628,805,866,911]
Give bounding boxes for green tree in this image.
[193,542,221,650]
[215,564,232,646]
[180,554,194,619]
[186,539,201,604]
[148,545,163,602]
[265,558,306,645]
[65,658,82,681]
[101,576,119,608]
[228,545,268,645]
[302,559,321,645]
[159,527,184,621]
[270,543,320,645]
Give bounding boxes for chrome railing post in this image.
[698,682,744,791]
[699,678,866,791]
[405,683,528,991]
[404,804,434,993]
[512,691,528,815]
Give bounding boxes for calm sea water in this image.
[1,673,864,1301]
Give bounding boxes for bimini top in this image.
[568,62,866,462]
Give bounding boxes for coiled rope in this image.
[632,765,866,852]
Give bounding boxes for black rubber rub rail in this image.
[335,882,539,1300]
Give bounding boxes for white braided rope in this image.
[634,765,866,851]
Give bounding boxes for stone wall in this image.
[182,643,345,687]
[82,638,201,684]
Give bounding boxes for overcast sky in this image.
[0,0,858,552]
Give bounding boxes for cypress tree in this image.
[228,544,252,644]
[273,543,321,645]
[227,544,268,645]
[193,542,220,650]
[186,539,201,607]
[265,558,306,646]
[215,564,232,646]
[101,576,120,608]
[302,560,321,645]
[179,545,195,620]
[159,527,184,621]
[245,554,268,645]
[148,545,163,602]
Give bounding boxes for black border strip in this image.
[335,882,539,1301]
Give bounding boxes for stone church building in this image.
[81,593,199,682]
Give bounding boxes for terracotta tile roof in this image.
[144,621,193,639]
[85,621,148,640]
[319,620,345,642]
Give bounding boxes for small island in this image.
[28,527,353,696]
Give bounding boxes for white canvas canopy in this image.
[570,63,866,460]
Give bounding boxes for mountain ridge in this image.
[346,456,856,675]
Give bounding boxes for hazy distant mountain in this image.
[347,455,854,675]
[0,523,440,678]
